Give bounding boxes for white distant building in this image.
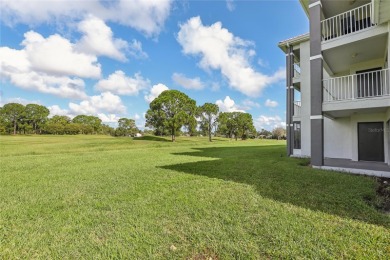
[279,0,390,174]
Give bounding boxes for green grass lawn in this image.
[0,135,389,258]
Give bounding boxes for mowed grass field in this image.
[0,135,389,259]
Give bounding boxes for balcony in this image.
[293,63,301,79]
[322,68,390,117]
[321,3,375,42]
[293,101,301,117]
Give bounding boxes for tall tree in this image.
[0,103,25,135]
[116,118,138,136]
[145,90,196,142]
[24,104,50,134]
[198,103,219,142]
[236,112,255,140]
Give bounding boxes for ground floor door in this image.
[358,122,384,162]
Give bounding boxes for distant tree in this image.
[258,128,272,138]
[115,118,138,136]
[49,115,71,126]
[64,123,81,135]
[217,112,255,140]
[72,115,102,134]
[43,115,71,135]
[101,124,115,136]
[198,103,219,142]
[272,127,286,140]
[24,104,50,134]
[145,90,196,142]
[145,109,167,136]
[236,112,255,140]
[0,103,25,135]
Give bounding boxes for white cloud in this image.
[215,96,245,113]
[134,113,141,120]
[97,113,121,123]
[128,40,148,59]
[95,71,150,96]
[69,92,126,115]
[48,105,74,118]
[254,115,286,130]
[177,16,285,97]
[0,97,41,106]
[241,99,260,110]
[48,102,123,123]
[144,83,169,103]
[76,15,128,61]
[0,46,88,99]
[23,31,101,78]
[226,0,235,11]
[265,99,278,108]
[172,73,204,90]
[1,0,173,36]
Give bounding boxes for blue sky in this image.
[0,0,308,130]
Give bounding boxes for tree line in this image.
[0,90,286,141]
[0,103,138,136]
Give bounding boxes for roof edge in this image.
[278,33,310,53]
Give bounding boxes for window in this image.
[293,122,301,149]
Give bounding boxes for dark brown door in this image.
[358,122,384,162]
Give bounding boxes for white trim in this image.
[290,86,294,89]
[289,124,294,127]
[313,166,390,178]
[310,115,323,120]
[308,1,322,9]
[310,54,323,61]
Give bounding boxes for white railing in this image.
[321,3,374,42]
[323,68,390,102]
[294,101,301,116]
[293,63,301,78]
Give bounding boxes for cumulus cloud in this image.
[48,104,123,124]
[215,96,245,113]
[23,31,101,78]
[128,40,148,59]
[76,15,128,61]
[48,105,74,118]
[265,99,278,108]
[144,83,169,103]
[69,92,126,115]
[1,0,173,36]
[95,71,150,96]
[0,46,88,99]
[255,115,286,130]
[97,113,121,123]
[172,73,204,90]
[177,16,285,97]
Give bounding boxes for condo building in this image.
[279,0,390,172]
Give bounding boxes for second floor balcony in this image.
[322,68,390,117]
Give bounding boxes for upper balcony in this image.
[323,68,390,117]
[321,3,375,42]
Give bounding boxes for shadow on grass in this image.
[160,145,390,227]
[133,135,170,142]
